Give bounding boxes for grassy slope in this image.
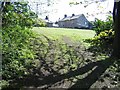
[32,27,95,42]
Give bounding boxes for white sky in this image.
[28,0,114,22]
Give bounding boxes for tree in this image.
[69,0,110,17]
[1,1,36,81]
[2,2,36,28]
[112,1,120,58]
[28,0,56,16]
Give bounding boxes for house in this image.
[58,14,93,29]
[44,16,53,27]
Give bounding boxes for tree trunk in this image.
[112,1,120,58]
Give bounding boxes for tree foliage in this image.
[93,16,113,35]
[2,2,36,28]
[85,29,114,56]
[33,18,46,27]
[1,1,36,85]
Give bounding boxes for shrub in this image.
[1,2,37,88]
[93,16,113,35]
[85,29,114,55]
[0,80,9,89]
[2,26,35,80]
[33,18,46,27]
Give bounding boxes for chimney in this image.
[64,14,67,18]
[45,16,49,20]
[72,14,75,17]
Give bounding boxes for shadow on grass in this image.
[68,58,114,89]
[2,31,118,90]
[10,57,114,89]
[7,36,116,89]
[84,37,113,57]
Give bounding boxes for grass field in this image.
[32,27,95,42]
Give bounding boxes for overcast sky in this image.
[28,0,114,22]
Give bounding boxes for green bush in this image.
[93,16,113,35]
[0,80,9,89]
[90,29,114,46]
[33,18,46,27]
[1,2,37,88]
[2,26,35,79]
[85,29,114,55]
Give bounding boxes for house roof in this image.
[59,14,85,21]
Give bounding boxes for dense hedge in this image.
[1,2,37,88]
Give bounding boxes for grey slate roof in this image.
[60,14,84,21]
